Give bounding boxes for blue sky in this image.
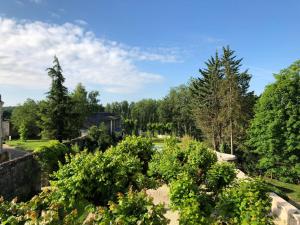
[0,0,299,106]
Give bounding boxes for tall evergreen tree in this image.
[190,52,223,150]
[221,46,253,154]
[40,56,70,142]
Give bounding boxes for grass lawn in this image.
[6,139,53,152]
[264,177,300,208]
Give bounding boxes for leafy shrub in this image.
[34,140,69,181]
[107,136,154,173]
[148,140,217,184]
[148,142,183,183]
[206,162,237,192]
[87,123,113,151]
[215,178,273,225]
[184,141,217,183]
[51,149,149,207]
[169,173,199,210]
[0,187,95,224]
[178,199,211,225]
[86,189,169,225]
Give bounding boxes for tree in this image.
[221,46,253,154]
[11,99,40,139]
[190,47,255,153]
[39,56,70,142]
[87,90,104,113]
[190,52,223,149]
[247,60,300,183]
[68,83,89,138]
[87,123,113,151]
[131,99,159,131]
[158,85,198,137]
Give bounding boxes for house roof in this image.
[83,112,120,129]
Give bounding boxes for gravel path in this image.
[2,144,28,160]
[146,185,179,225]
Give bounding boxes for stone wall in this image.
[0,153,41,201]
[216,151,300,225]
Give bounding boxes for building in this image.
[2,120,10,139]
[81,112,121,136]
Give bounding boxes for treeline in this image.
[105,85,199,138]
[10,56,104,141]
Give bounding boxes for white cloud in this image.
[0,17,178,93]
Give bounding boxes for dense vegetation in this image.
[246,60,300,183]
[0,136,167,224]
[0,136,274,224]
[149,138,273,224]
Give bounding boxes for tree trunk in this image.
[230,119,233,155]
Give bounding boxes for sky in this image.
[0,0,299,106]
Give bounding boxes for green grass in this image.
[6,139,53,151]
[264,177,300,207]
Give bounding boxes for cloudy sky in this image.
[0,0,300,106]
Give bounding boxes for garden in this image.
[0,136,275,224]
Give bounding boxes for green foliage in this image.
[11,99,40,139]
[107,136,154,172]
[158,85,199,138]
[148,139,217,184]
[190,47,255,153]
[169,173,214,225]
[51,149,147,207]
[34,140,69,175]
[68,83,104,138]
[247,60,300,183]
[87,189,169,225]
[19,123,29,142]
[87,123,113,151]
[178,199,211,225]
[147,122,173,136]
[169,172,199,210]
[39,56,70,142]
[206,162,237,192]
[216,179,273,225]
[123,118,138,135]
[0,187,92,224]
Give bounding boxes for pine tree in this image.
[221,46,252,154]
[190,52,223,150]
[40,56,70,142]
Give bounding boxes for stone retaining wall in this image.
[0,153,41,201]
[216,151,300,225]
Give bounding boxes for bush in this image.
[86,189,169,225]
[87,123,113,151]
[34,140,69,176]
[169,173,199,210]
[148,140,217,184]
[206,162,237,192]
[51,149,150,207]
[184,141,217,183]
[215,178,273,225]
[107,136,154,173]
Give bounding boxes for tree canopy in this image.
[247,60,300,183]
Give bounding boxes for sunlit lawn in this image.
[6,139,53,152]
[264,177,300,208]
